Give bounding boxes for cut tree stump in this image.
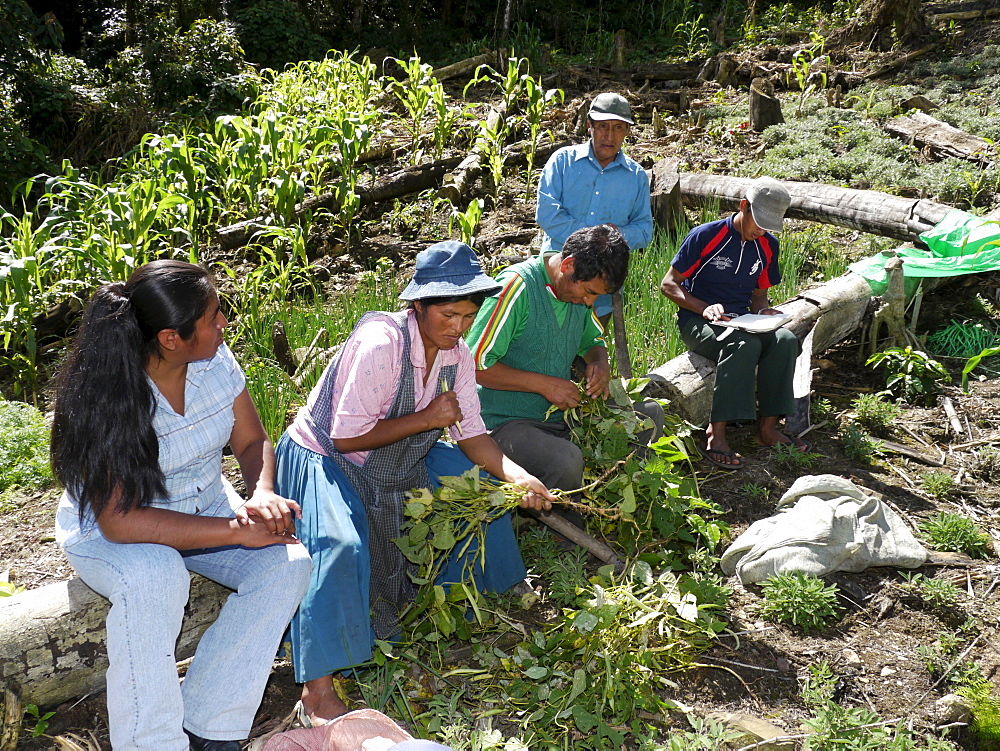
[884,111,995,165]
[749,76,784,131]
[649,158,685,238]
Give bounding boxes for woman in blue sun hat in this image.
[275,241,554,726]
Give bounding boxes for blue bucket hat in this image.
[398,241,501,301]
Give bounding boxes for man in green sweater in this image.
[467,225,656,495]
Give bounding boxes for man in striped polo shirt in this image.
[466,225,663,502]
[660,177,804,470]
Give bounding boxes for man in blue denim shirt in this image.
[536,92,653,323]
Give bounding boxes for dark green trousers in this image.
[679,317,799,424]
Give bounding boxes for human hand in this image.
[229,517,300,547]
[702,304,730,323]
[584,359,611,399]
[760,307,781,316]
[237,489,302,536]
[422,390,463,430]
[508,471,555,511]
[541,377,583,411]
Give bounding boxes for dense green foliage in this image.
[0,399,52,502]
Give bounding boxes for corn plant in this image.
[392,55,435,164]
[521,75,563,195]
[448,198,483,246]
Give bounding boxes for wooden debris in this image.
[649,158,685,238]
[438,104,507,203]
[885,111,995,166]
[942,397,966,438]
[879,439,945,466]
[215,156,462,250]
[749,76,784,132]
[528,510,619,565]
[706,712,795,750]
[0,576,231,708]
[666,171,954,243]
[925,550,978,566]
[1,682,20,751]
[900,95,939,113]
[430,51,495,82]
[867,43,941,79]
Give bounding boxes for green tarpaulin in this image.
[849,209,1000,295]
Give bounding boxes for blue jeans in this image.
[64,537,311,750]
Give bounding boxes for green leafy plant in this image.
[0,574,25,597]
[958,676,1000,745]
[972,447,1000,482]
[758,572,841,632]
[899,572,962,610]
[841,423,883,464]
[0,399,52,499]
[919,512,991,558]
[851,393,899,436]
[928,320,999,359]
[771,442,818,469]
[799,661,897,748]
[24,703,55,737]
[448,198,483,246]
[866,347,951,405]
[392,55,435,164]
[920,470,956,501]
[740,482,769,504]
[962,344,1000,390]
[811,397,834,422]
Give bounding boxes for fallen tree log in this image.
[431,51,496,81]
[215,156,462,250]
[0,576,231,709]
[437,104,507,203]
[884,111,995,165]
[652,167,954,243]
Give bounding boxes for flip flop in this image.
[698,444,744,470]
[757,434,813,452]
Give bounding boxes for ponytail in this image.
[51,261,214,520]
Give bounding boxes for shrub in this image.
[919,512,991,558]
[920,470,956,501]
[141,16,256,110]
[0,400,52,500]
[866,347,950,406]
[841,423,883,464]
[900,572,962,609]
[232,0,329,71]
[851,393,899,436]
[759,571,841,632]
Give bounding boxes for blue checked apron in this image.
[308,310,456,639]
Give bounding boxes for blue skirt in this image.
[276,435,526,683]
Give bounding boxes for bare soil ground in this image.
[5,25,1000,751]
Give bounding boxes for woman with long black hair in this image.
[52,260,312,751]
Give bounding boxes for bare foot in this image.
[703,422,742,467]
[755,418,809,451]
[300,676,349,726]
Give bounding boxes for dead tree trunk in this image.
[885,111,996,165]
[657,170,953,243]
[749,77,783,131]
[437,104,507,204]
[215,157,462,250]
[0,576,231,710]
[431,51,496,82]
